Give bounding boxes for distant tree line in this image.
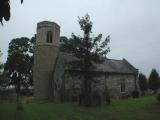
[138,69,160,95]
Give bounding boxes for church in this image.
[33,21,138,101]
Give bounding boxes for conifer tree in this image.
[148,69,160,93]
[138,73,148,95]
[61,14,110,106]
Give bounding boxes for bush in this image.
[16,103,24,111]
[103,88,111,104]
[16,99,24,111]
[131,90,140,98]
[156,93,160,102]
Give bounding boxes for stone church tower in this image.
[34,21,60,99]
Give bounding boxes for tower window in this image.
[121,79,125,92]
[46,31,52,43]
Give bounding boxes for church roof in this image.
[92,58,138,74]
[54,52,138,75]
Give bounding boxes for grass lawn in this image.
[0,96,160,120]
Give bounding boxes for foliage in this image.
[0,72,10,88]
[103,87,111,104]
[0,50,9,88]
[157,93,160,102]
[16,99,24,111]
[0,0,23,25]
[16,103,24,111]
[0,49,2,69]
[131,90,140,98]
[60,36,68,44]
[60,14,110,106]
[148,69,160,93]
[4,37,35,94]
[138,73,148,95]
[60,36,69,52]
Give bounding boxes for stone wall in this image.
[106,74,136,98]
[34,45,59,99]
[61,71,136,100]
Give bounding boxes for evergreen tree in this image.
[138,73,148,95]
[148,69,160,93]
[60,14,110,106]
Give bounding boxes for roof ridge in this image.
[56,52,138,74]
[106,58,122,61]
[122,59,138,74]
[60,52,123,61]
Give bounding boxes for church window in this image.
[121,79,125,92]
[46,31,52,43]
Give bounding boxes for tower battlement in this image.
[37,21,60,29]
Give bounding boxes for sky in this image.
[0,0,160,77]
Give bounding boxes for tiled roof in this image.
[54,52,138,75]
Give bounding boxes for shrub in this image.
[131,90,140,98]
[156,93,160,102]
[103,88,111,104]
[16,103,24,111]
[16,99,24,111]
[91,90,102,106]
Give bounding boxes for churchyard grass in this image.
[0,96,160,120]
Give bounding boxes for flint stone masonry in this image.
[33,21,138,101]
[34,21,60,99]
[61,71,136,99]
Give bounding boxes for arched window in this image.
[46,31,52,43]
[121,79,125,92]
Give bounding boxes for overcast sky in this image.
[0,0,160,76]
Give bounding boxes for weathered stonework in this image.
[34,21,60,99]
[61,71,136,100]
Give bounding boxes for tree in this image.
[0,49,2,71]
[0,0,23,24]
[0,49,4,86]
[4,37,35,94]
[27,36,36,86]
[61,14,110,106]
[148,69,160,93]
[138,73,148,95]
[0,72,10,89]
[0,50,10,89]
